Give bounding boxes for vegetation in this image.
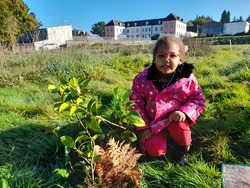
[220,10,231,23]
[0,40,249,187]
[91,21,106,37]
[0,0,40,44]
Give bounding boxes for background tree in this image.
[0,0,40,44]
[246,15,250,22]
[186,21,194,27]
[220,10,231,23]
[187,15,212,27]
[91,21,106,37]
[238,16,243,22]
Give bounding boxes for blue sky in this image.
[23,0,250,32]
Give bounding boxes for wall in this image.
[223,22,250,35]
[34,25,73,50]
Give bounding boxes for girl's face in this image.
[154,42,183,75]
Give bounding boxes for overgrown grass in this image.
[0,42,249,187]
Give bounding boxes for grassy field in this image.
[0,41,249,187]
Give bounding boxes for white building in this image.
[105,13,187,40]
[34,25,73,50]
[223,22,250,35]
[105,20,126,40]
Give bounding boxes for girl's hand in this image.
[169,111,186,122]
[139,128,152,141]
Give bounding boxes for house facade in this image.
[105,20,126,40]
[105,13,186,40]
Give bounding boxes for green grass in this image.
[0,43,249,187]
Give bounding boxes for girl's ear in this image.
[179,56,184,64]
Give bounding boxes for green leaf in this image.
[122,90,130,102]
[63,94,72,102]
[59,103,70,112]
[80,88,88,96]
[133,119,146,127]
[60,136,74,148]
[48,84,58,93]
[69,77,78,87]
[113,87,118,96]
[80,79,91,88]
[129,115,141,123]
[87,99,96,113]
[76,97,83,105]
[92,134,100,140]
[58,75,68,84]
[69,87,78,97]
[88,117,102,132]
[122,130,138,142]
[0,178,10,188]
[53,103,61,111]
[129,114,146,127]
[54,168,69,179]
[75,135,89,143]
[129,110,141,116]
[70,105,77,117]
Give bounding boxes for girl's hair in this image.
[152,35,186,61]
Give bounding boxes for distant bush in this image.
[183,38,214,57]
[198,35,250,45]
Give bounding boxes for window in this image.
[136,29,139,33]
[127,29,129,33]
[149,27,150,31]
[155,27,158,31]
[107,28,109,32]
[165,24,168,28]
[170,23,174,28]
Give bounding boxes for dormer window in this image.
[145,21,149,25]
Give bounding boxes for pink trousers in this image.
[140,121,192,156]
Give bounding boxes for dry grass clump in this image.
[94,138,142,188]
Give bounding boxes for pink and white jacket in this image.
[129,65,206,134]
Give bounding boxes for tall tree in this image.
[0,0,40,44]
[91,21,106,37]
[247,15,250,22]
[220,10,231,23]
[238,16,243,22]
[220,10,227,23]
[226,11,231,23]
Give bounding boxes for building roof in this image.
[202,20,223,28]
[106,20,125,27]
[125,18,166,27]
[165,13,184,22]
[105,13,185,28]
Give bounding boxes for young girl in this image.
[129,35,206,166]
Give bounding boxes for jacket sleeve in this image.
[129,75,151,130]
[177,74,206,124]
